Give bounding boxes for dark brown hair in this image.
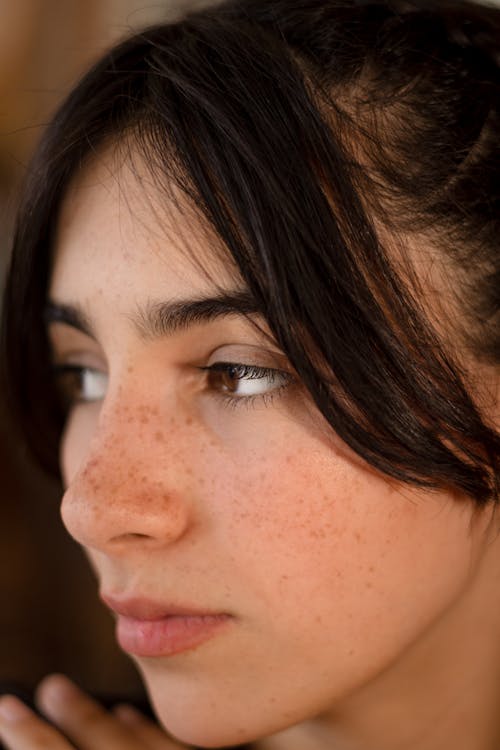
[2,0,500,502]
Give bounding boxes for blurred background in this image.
[0,0,217,705]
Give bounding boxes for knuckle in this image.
[74,701,105,726]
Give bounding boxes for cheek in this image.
[212,433,477,656]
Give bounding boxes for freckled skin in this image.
[48,151,500,750]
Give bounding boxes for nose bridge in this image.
[61,392,192,553]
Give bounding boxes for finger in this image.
[114,703,184,749]
[35,674,151,750]
[0,694,73,750]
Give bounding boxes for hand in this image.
[0,674,187,749]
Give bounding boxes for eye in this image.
[53,365,108,409]
[202,362,293,401]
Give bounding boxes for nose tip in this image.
[61,445,191,555]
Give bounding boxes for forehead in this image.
[50,146,240,305]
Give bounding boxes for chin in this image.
[153,703,260,749]
[138,665,265,748]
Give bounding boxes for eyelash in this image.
[199,362,294,409]
[52,362,294,412]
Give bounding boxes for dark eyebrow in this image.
[45,289,261,341]
[45,302,94,337]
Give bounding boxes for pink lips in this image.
[101,595,232,657]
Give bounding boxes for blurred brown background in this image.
[0,0,213,703]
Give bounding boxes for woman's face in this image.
[48,150,492,748]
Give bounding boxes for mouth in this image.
[101,594,233,658]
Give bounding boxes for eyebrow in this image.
[45,289,261,341]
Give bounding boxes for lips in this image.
[101,594,232,657]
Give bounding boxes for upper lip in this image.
[101,593,225,621]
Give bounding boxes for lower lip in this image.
[116,614,231,657]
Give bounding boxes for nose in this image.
[61,399,193,556]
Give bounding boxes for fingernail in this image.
[36,674,80,718]
[0,696,33,723]
[114,703,144,725]
[41,674,80,701]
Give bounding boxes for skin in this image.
[0,146,499,750]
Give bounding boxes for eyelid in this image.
[49,346,107,372]
[204,343,292,372]
[48,320,105,363]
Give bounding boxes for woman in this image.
[0,1,499,748]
